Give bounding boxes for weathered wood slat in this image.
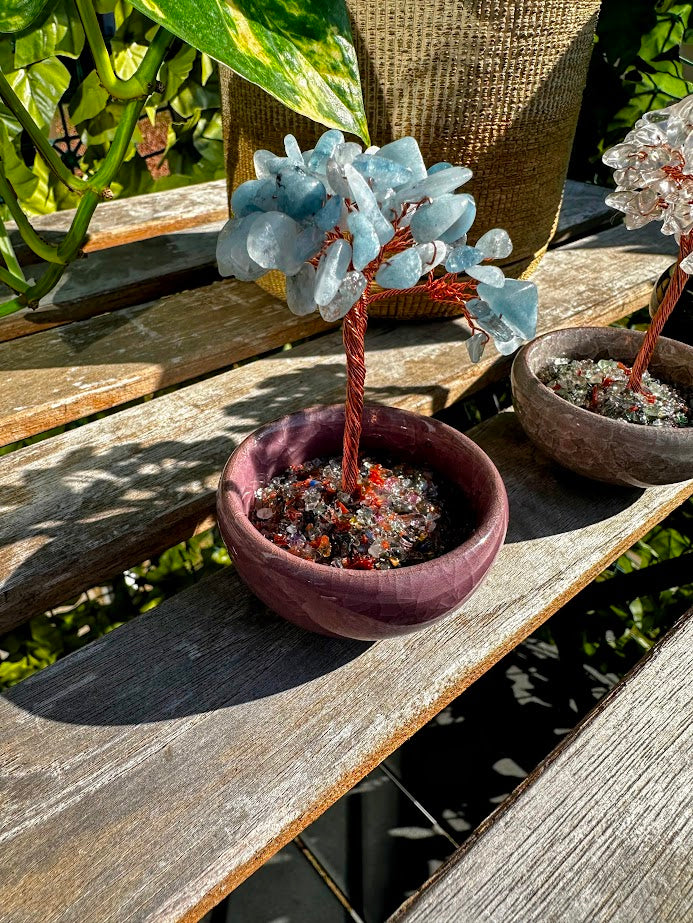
[389,612,693,923]
[0,180,610,346]
[0,220,224,344]
[0,215,675,443]
[0,219,678,629]
[552,179,617,246]
[0,412,690,923]
[7,176,594,263]
[0,279,331,447]
[8,179,227,264]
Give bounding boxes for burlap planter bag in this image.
[221,0,600,319]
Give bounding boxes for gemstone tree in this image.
[603,93,693,392]
[217,131,538,492]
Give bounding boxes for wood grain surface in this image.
[0,413,690,923]
[0,279,331,447]
[390,611,693,923]
[7,179,227,264]
[0,220,224,343]
[0,215,680,630]
[0,215,676,443]
[5,175,587,264]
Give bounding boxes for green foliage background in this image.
[572,0,693,183]
[0,0,224,220]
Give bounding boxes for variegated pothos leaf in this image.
[127,0,370,143]
[0,0,54,34]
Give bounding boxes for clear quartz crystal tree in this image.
[603,93,693,392]
[217,132,539,492]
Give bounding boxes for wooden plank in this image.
[0,215,675,444]
[0,220,224,344]
[552,179,617,246]
[0,219,679,629]
[0,413,690,923]
[0,279,331,447]
[390,612,693,923]
[7,178,594,263]
[7,180,228,264]
[0,179,611,346]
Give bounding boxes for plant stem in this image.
[53,95,145,266]
[0,72,88,195]
[0,23,173,315]
[0,294,25,316]
[74,0,151,99]
[0,265,30,293]
[21,261,67,306]
[0,217,24,280]
[341,295,369,493]
[0,167,64,264]
[628,231,693,392]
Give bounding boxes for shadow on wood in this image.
[4,569,372,724]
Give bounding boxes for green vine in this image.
[0,5,176,313]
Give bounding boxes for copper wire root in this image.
[342,296,368,493]
[629,230,693,392]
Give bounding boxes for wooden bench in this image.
[0,180,690,922]
[389,609,693,923]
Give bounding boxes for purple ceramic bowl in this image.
[216,403,508,640]
[511,326,693,487]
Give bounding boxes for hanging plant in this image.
[0,0,368,316]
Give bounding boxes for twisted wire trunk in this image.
[629,230,693,392]
[341,296,369,492]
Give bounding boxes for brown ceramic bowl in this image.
[216,404,508,640]
[511,326,693,487]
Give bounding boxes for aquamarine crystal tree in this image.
[217,131,539,491]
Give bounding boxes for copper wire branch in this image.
[338,213,487,491]
[628,230,693,392]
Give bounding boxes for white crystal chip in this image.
[602,94,693,241]
[320,270,367,321]
[315,238,352,306]
[286,263,318,316]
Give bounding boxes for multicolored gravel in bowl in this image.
[250,456,473,570]
[538,357,692,428]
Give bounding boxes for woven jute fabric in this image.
[221,0,600,319]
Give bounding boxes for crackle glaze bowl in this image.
[216,403,508,640]
[511,326,693,488]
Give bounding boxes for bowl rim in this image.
[217,402,508,583]
[513,325,693,441]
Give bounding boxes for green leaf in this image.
[19,150,56,214]
[160,43,196,99]
[6,56,70,131]
[0,38,14,71]
[170,77,219,119]
[0,0,53,34]
[200,52,214,86]
[111,39,148,79]
[69,70,109,124]
[126,0,370,142]
[0,122,38,201]
[13,0,84,67]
